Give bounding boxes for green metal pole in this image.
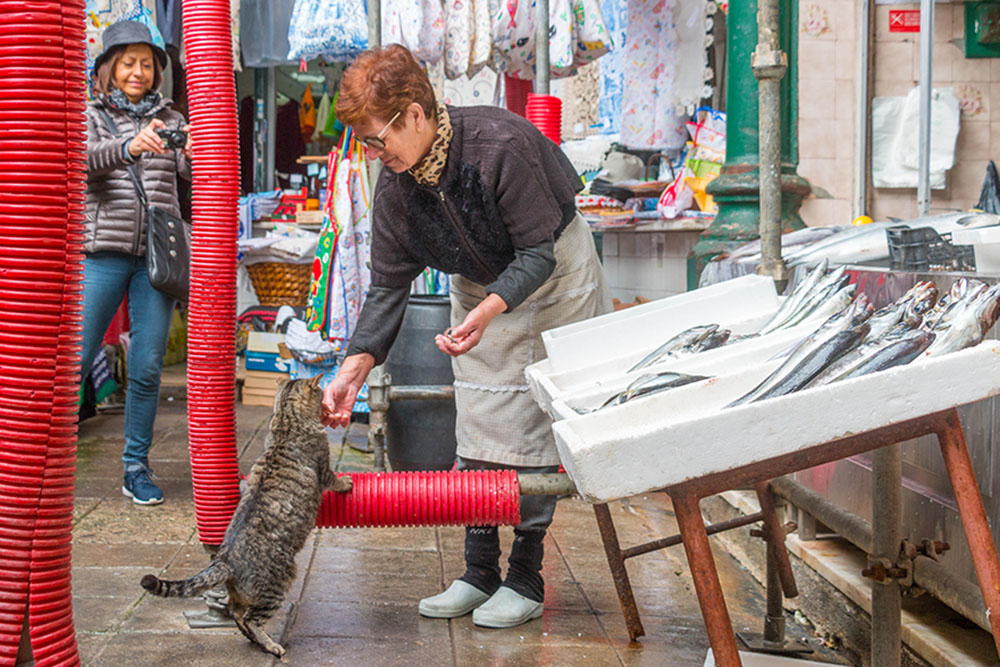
[689,0,810,289]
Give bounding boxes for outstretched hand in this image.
[433,293,507,357]
[321,353,376,428]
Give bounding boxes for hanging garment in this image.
[620,0,686,150]
[313,92,331,142]
[307,144,345,334]
[300,83,316,143]
[597,0,627,134]
[467,0,492,77]
[325,141,372,345]
[444,0,473,79]
[287,0,368,61]
[382,0,445,65]
[572,0,614,66]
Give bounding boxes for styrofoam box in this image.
[951,226,1000,274]
[540,274,780,375]
[548,322,817,421]
[553,340,1000,504]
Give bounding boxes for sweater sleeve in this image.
[484,239,556,311]
[493,145,567,250]
[344,285,410,366]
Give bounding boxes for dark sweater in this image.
[346,105,583,365]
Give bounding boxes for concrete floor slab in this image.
[63,400,851,666]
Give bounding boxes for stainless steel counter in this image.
[796,265,999,589]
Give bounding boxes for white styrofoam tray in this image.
[548,323,816,421]
[540,274,780,375]
[553,340,1000,504]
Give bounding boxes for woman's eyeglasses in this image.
[362,111,401,150]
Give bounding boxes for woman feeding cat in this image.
[81,20,191,505]
[321,45,611,629]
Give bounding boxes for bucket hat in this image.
[94,20,167,72]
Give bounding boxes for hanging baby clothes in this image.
[312,91,331,142]
[382,0,445,65]
[306,133,373,348]
[598,0,627,134]
[620,0,687,150]
[468,0,492,77]
[444,0,473,79]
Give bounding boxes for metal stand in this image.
[592,481,796,645]
[183,587,235,629]
[609,408,1000,666]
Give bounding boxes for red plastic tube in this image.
[183,0,243,546]
[316,471,522,528]
[0,0,86,664]
[525,93,563,145]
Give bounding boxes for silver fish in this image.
[681,329,731,354]
[809,328,929,388]
[628,324,718,372]
[598,372,710,409]
[757,259,830,335]
[904,282,939,320]
[830,330,935,383]
[734,308,863,406]
[925,283,1000,356]
[781,277,853,328]
[738,324,869,405]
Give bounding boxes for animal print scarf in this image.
[408,103,452,188]
[107,88,162,120]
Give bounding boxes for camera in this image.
[157,128,187,150]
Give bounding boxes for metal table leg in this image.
[593,503,645,641]
[936,408,1000,657]
[672,491,742,667]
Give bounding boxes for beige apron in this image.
[449,213,612,466]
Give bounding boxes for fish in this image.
[682,328,731,354]
[741,324,869,405]
[829,330,935,383]
[731,310,865,407]
[925,283,1000,356]
[627,324,718,372]
[780,278,853,329]
[597,371,710,410]
[773,265,850,331]
[903,282,939,320]
[808,328,930,388]
[757,259,829,335]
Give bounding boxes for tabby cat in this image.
[140,374,352,657]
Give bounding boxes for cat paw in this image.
[332,475,353,493]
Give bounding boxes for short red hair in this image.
[336,44,437,128]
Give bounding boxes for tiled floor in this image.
[68,398,848,666]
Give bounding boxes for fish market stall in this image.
[528,260,1000,664]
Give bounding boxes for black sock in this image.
[458,526,502,595]
[503,528,545,603]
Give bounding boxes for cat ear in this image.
[308,374,324,390]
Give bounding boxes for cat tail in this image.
[140,560,231,598]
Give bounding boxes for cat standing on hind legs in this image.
[140,375,352,658]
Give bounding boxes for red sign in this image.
[889,9,921,32]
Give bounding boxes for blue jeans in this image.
[80,252,176,473]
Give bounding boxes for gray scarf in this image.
[107,88,161,119]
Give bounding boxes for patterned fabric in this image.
[106,89,162,120]
[382,0,445,65]
[409,104,453,188]
[597,0,626,134]
[307,146,343,333]
[620,0,687,150]
[444,0,473,79]
[287,0,368,62]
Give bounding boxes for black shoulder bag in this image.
[95,107,191,303]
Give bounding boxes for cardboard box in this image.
[245,351,291,373]
[244,370,288,391]
[247,332,285,354]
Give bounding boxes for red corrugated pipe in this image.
[182,0,243,546]
[316,471,522,528]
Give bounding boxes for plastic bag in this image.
[287,0,368,62]
[657,164,695,219]
[240,0,298,67]
[977,161,1000,214]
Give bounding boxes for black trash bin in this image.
[384,294,458,471]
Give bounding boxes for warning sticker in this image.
[889,9,921,32]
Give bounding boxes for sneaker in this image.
[122,468,164,505]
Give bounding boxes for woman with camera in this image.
[82,20,191,505]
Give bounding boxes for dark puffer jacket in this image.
[85,96,190,255]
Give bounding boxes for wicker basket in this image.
[245,262,312,306]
